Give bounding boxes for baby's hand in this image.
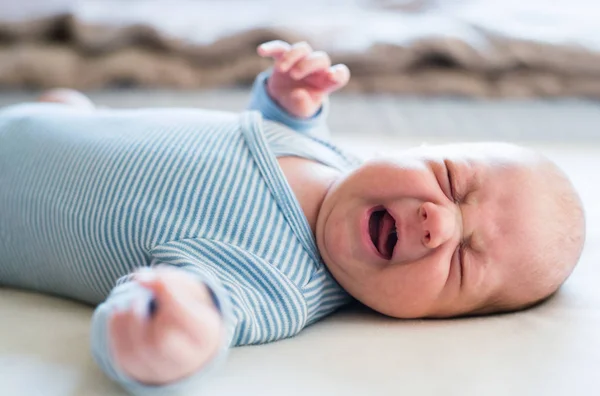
[108,267,223,385]
[257,40,350,118]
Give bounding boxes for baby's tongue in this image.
[377,211,395,258]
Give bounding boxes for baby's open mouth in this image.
[368,208,397,260]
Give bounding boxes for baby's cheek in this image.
[414,264,448,295]
[383,260,448,313]
[322,213,354,264]
[348,163,405,197]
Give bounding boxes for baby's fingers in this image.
[290,51,331,80]
[134,268,212,333]
[135,271,177,312]
[326,64,351,90]
[277,41,313,73]
[305,64,351,92]
[109,308,149,364]
[257,40,291,59]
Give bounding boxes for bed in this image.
[0,90,598,396]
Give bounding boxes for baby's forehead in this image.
[466,192,552,313]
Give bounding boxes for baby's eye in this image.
[445,163,458,202]
[445,161,465,204]
[454,244,465,281]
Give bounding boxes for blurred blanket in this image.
[1,0,600,97]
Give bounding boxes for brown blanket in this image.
[2,4,600,98]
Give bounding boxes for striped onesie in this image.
[0,72,358,394]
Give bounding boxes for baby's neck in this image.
[276,156,340,236]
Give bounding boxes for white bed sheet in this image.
[0,136,598,396]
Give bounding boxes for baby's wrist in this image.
[264,77,321,119]
[264,78,286,113]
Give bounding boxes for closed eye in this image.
[455,243,465,288]
[445,160,462,203]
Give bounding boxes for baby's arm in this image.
[91,240,307,395]
[248,41,350,138]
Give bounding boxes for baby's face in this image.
[316,143,554,318]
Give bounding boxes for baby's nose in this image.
[419,202,457,249]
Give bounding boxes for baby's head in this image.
[316,142,585,318]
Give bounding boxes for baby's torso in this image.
[0,104,352,324]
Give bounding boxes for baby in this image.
[0,41,586,394]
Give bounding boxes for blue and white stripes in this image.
[0,74,357,395]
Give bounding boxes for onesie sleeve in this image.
[90,238,307,395]
[247,69,331,139]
